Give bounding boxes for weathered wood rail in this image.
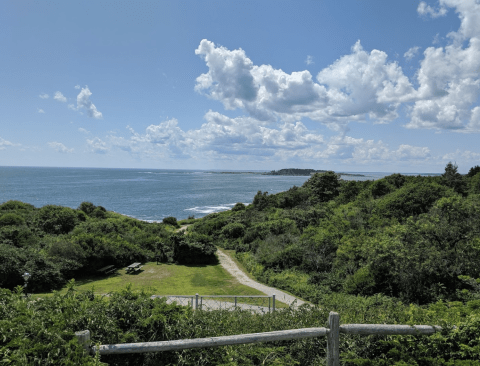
[76,312,441,366]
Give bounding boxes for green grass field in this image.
[37,261,269,298]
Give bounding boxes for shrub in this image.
[0,200,35,211]
[375,181,449,222]
[172,233,217,264]
[77,201,96,215]
[163,216,179,228]
[221,222,245,239]
[231,202,246,212]
[36,205,79,235]
[0,213,25,227]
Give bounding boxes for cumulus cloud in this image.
[76,86,103,119]
[194,0,480,134]
[0,137,14,150]
[195,39,416,131]
[404,46,420,61]
[305,55,314,65]
[39,93,49,99]
[87,137,108,153]
[74,85,81,89]
[47,142,73,153]
[417,1,448,18]
[38,109,45,113]
[407,36,480,130]
[78,127,90,134]
[53,91,67,102]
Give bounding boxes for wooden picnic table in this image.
[98,265,115,274]
[125,262,142,273]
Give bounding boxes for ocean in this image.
[0,166,412,221]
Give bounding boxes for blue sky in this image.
[2,0,480,173]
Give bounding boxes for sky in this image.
[1,0,480,173]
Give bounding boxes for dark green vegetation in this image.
[0,201,215,293]
[2,283,480,365]
[2,163,480,365]
[192,165,480,306]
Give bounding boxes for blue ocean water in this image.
[0,166,421,221]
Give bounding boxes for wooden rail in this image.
[76,312,441,366]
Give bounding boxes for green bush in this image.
[375,181,449,222]
[172,233,217,264]
[163,216,179,228]
[36,205,79,235]
[231,202,246,211]
[0,200,35,211]
[77,201,96,215]
[221,222,245,239]
[0,213,25,227]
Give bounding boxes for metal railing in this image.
[76,311,441,366]
[150,293,276,313]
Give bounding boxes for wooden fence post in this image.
[327,312,339,366]
[75,330,91,354]
[195,293,199,310]
[272,294,276,312]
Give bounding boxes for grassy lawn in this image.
[36,261,269,298]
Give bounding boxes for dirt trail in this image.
[216,248,306,308]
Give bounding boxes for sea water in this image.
[0,166,405,221]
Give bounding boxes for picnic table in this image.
[98,265,116,275]
[125,262,143,273]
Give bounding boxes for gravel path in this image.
[216,249,306,308]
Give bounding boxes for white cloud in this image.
[440,0,480,42]
[404,46,420,61]
[78,127,90,134]
[87,137,108,153]
[305,55,314,65]
[74,85,81,89]
[442,149,480,161]
[195,39,415,130]
[105,112,436,168]
[76,86,103,119]
[38,108,45,114]
[0,137,14,150]
[407,36,480,130]
[53,91,67,102]
[47,142,73,153]
[417,1,448,18]
[193,0,480,134]
[39,93,49,99]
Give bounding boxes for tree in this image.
[36,205,78,235]
[467,165,480,178]
[442,161,467,195]
[303,171,340,202]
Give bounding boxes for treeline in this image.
[191,163,480,306]
[0,201,216,292]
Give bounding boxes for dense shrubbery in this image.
[2,283,480,365]
[192,163,480,307]
[0,201,179,292]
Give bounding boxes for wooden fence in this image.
[149,293,276,312]
[76,311,441,366]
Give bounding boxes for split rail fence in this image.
[76,311,441,366]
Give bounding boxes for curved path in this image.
[216,248,306,308]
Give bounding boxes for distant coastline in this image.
[210,168,366,177]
